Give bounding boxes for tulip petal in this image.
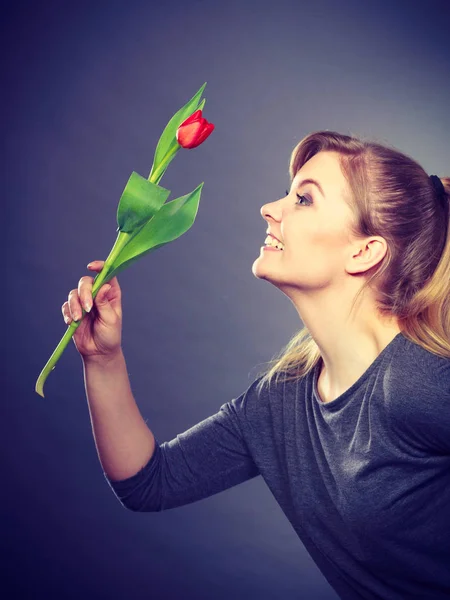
[181,121,215,148]
[176,121,203,147]
[180,109,202,126]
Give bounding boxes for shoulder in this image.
[384,336,450,454]
[223,374,279,420]
[386,336,450,399]
[222,371,303,433]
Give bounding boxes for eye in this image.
[285,189,312,206]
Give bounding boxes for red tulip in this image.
[176,109,215,149]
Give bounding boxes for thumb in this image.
[94,284,112,308]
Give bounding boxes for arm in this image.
[103,380,263,512]
[82,350,156,482]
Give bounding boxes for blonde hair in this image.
[255,130,450,395]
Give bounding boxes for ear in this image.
[345,237,387,275]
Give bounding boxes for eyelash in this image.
[285,189,312,206]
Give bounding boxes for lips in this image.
[267,232,283,243]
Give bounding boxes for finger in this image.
[93,284,115,318]
[87,260,120,295]
[62,301,72,325]
[68,289,82,321]
[78,275,95,313]
[87,261,105,270]
[97,284,112,304]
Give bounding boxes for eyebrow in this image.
[296,178,325,198]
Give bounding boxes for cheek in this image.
[309,221,348,250]
[284,215,348,253]
[285,226,347,270]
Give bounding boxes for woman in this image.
[62,131,450,599]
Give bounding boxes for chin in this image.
[251,258,267,279]
[252,249,286,279]
[252,265,276,284]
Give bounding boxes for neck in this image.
[289,287,401,401]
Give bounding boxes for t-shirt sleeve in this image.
[103,379,263,511]
[388,357,450,455]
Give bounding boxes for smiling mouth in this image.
[264,235,284,250]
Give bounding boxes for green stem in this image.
[35,230,131,398]
[149,143,180,184]
[35,321,82,397]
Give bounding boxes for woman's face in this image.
[252,150,358,296]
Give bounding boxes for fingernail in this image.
[85,302,92,313]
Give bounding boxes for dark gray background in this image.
[3,0,450,598]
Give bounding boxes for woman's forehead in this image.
[293,152,347,195]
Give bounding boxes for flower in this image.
[35,83,213,398]
[176,109,215,149]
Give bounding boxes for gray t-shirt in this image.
[104,332,450,599]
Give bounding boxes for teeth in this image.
[264,235,284,250]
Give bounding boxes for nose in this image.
[260,197,282,222]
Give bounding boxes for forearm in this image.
[82,350,155,482]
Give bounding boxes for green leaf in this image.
[116,171,170,233]
[149,82,207,179]
[106,182,204,280]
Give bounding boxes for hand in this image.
[61,261,123,360]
